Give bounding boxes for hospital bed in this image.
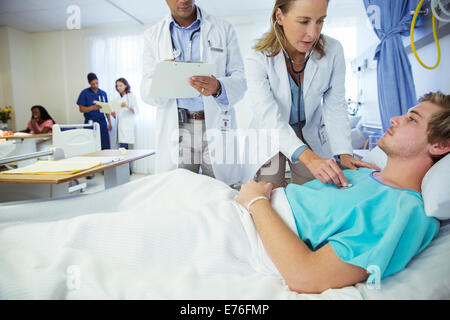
[51,122,101,158]
[0,151,448,300]
[0,140,16,160]
[1,133,52,167]
[0,122,101,165]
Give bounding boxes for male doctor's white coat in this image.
[239,35,353,183]
[141,8,247,185]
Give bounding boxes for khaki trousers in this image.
[256,130,315,187]
[256,152,315,187]
[178,118,215,178]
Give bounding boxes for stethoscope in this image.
[273,20,320,129]
[171,8,202,60]
[171,27,201,60]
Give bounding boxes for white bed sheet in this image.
[0,169,362,300]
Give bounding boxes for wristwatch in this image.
[334,154,342,163]
[212,82,222,98]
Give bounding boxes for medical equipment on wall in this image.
[273,20,320,129]
[410,0,449,70]
[431,0,450,22]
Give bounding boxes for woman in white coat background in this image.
[140,1,246,186]
[243,0,377,187]
[114,78,139,150]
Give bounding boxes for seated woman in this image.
[21,105,55,134]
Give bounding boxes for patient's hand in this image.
[236,180,273,209]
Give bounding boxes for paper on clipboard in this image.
[94,100,121,114]
[149,61,215,99]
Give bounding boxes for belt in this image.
[187,111,205,120]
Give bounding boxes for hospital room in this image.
[0,0,449,306]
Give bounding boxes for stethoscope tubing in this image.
[273,20,319,130]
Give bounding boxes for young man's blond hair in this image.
[419,91,450,163]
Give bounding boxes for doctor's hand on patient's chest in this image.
[189,75,220,97]
[299,149,350,187]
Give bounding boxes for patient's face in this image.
[378,101,442,159]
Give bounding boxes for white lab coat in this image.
[140,7,246,185]
[240,35,353,183]
[117,93,139,145]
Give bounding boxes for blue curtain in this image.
[363,0,418,132]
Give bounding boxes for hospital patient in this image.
[2,92,448,298]
[236,91,449,293]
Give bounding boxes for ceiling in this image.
[0,0,276,33]
[0,0,362,33]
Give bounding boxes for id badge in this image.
[220,111,231,133]
[319,124,328,146]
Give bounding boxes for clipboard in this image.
[94,100,121,114]
[149,61,215,99]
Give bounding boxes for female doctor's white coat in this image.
[140,8,247,185]
[117,92,139,145]
[240,35,353,183]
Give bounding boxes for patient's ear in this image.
[429,139,450,157]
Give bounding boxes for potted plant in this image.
[0,106,13,130]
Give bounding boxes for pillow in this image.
[361,146,387,170]
[362,147,450,220]
[421,153,450,220]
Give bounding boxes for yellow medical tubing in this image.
[410,0,441,70]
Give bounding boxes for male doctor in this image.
[140,0,247,185]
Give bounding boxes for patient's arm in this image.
[236,181,368,294]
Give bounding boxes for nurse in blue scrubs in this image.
[76,73,112,150]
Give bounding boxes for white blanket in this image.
[0,169,362,300]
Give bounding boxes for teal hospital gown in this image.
[284,168,440,281]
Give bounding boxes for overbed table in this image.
[0,149,155,202]
[3,133,53,167]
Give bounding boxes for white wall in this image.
[409,33,450,99]
[0,27,13,126]
[0,14,272,132]
[32,31,69,125]
[6,27,36,131]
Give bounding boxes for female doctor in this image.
[245,0,377,187]
[113,78,139,150]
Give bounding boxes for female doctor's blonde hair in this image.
[253,0,329,58]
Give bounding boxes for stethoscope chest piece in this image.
[173,49,181,59]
